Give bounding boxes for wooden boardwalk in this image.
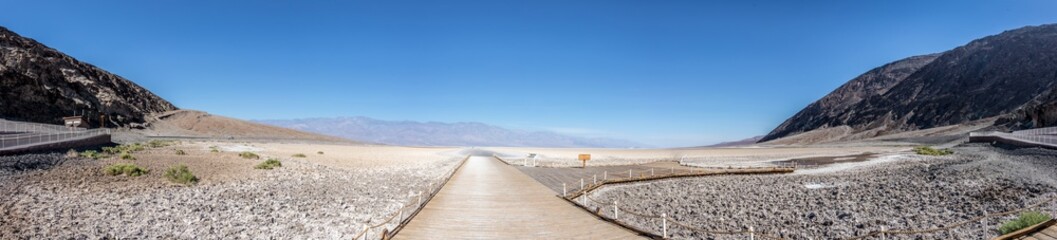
[394,156,644,239]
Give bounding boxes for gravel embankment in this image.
[587,145,1057,239]
[0,149,460,239]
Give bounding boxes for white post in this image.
[881,226,886,240]
[363,225,369,240]
[417,194,422,206]
[563,183,567,196]
[662,213,668,238]
[581,194,586,205]
[629,169,632,178]
[749,226,754,240]
[604,171,607,181]
[593,174,597,185]
[614,201,619,220]
[580,178,584,190]
[651,168,654,176]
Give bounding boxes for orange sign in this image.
[578,154,591,161]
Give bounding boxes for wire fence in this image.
[562,166,1057,240]
[349,155,469,240]
[0,119,85,133]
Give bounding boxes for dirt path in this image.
[395,156,643,239]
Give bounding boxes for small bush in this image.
[317,151,324,155]
[148,140,174,148]
[292,153,307,158]
[209,146,220,153]
[174,149,186,155]
[104,164,149,177]
[80,150,103,160]
[239,152,260,159]
[913,146,953,156]
[999,211,1052,234]
[255,158,283,170]
[164,165,198,185]
[102,146,121,154]
[120,152,136,160]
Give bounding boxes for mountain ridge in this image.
[762,23,1057,143]
[0,26,177,126]
[257,116,648,148]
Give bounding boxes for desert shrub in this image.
[104,164,149,177]
[292,153,307,158]
[148,140,174,148]
[102,146,120,154]
[80,150,103,159]
[174,149,186,155]
[209,146,220,153]
[120,152,136,160]
[66,149,79,158]
[164,165,198,185]
[104,143,147,155]
[239,152,260,159]
[254,158,283,170]
[913,146,953,156]
[317,151,324,155]
[999,211,1052,234]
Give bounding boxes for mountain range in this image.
[761,24,1057,143]
[258,117,648,148]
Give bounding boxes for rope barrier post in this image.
[563,183,567,197]
[662,213,667,238]
[749,226,754,240]
[614,201,619,221]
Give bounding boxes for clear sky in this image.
[2,1,1056,147]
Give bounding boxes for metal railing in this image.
[0,129,110,150]
[0,119,85,133]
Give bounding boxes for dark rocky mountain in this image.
[762,24,1057,143]
[258,117,648,148]
[0,26,176,127]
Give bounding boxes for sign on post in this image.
[578,154,591,168]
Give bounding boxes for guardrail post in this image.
[662,213,667,238]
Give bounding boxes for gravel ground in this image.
[586,144,1057,239]
[0,143,461,239]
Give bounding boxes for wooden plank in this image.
[395,156,643,239]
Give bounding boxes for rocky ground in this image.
[587,144,1057,239]
[0,142,461,239]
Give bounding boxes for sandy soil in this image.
[0,142,460,239]
[584,144,1057,239]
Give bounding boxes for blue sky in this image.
[2,1,1056,147]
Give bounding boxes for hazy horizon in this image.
[2,1,1055,147]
